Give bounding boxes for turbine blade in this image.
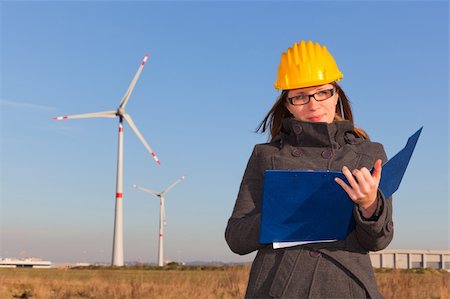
[161,176,186,195]
[52,110,116,120]
[123,113,160,165]
[133,184,159,196]
[119,53,149,109]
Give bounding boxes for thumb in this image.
[373,159,382,182]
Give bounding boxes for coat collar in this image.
[276,118,356,148]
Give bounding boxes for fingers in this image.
[342,166,359,191]
[352,167,374,194]
[336,161,382,204]
[343,161,382,190]
[340,167,367,200]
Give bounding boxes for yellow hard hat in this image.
[274,40,343,90]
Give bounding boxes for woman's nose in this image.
[307,97,320,109]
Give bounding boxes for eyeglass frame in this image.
[286,88,336,106]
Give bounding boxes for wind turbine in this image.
[133,176,185,267]
[53,53,160,266]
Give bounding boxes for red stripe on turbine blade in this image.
[116,193,123,198]
[151,153,161,164]
[141,54,149,65]
[159,234,163,237]
[119,127,123,132]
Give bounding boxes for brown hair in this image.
[255,82,368,140]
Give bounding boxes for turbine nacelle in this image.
[117,107,126,117]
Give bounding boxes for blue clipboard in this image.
[259,127,422,244]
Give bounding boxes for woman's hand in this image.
[334,159,382,218]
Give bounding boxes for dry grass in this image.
[0,265,248,299]
[0,265,448,299]
[376,268,449,299]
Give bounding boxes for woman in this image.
[225,40,393,298]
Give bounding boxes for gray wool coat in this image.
[225,119,393,299]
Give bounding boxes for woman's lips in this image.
[308,114,324,122]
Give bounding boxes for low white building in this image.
[370,249,450,270]
[0,258,52,268]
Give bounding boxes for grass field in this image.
[0,265,448,298]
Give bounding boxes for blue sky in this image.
[1,1,448,264]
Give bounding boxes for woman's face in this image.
[285,84,338,124]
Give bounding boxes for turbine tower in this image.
[53,54,160,266]
[133,176,185,266]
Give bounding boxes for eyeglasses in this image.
[286,88,336,106]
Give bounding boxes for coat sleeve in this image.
[225,145,267,255]
[352,144,394,251]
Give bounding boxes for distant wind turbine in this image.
[133,176,185,267]
[53,54,160,266]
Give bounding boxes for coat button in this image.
[321,149,333,159]
[293,124,303,134]
[291,148,302,157]
[386,221,394,232]
[309,250,321,258]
